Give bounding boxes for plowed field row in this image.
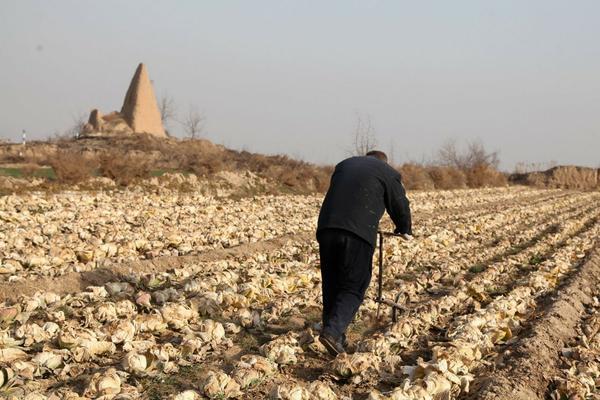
[0,188,565,283]
[0,187,597,400]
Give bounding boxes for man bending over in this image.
[317,150,412,355]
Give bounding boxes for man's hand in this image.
[393,228,414,241]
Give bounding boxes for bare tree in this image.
[437,139,462,168]
[437,139,499,170]
[159,94,177,127]
[388,137,396,166]
[350,112,377,156]
[465,140,499,169]
[62,112,87,139]
[182,106,204,139]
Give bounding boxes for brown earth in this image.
[465,246,600,400]
[0,136,333,194]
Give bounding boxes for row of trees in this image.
[349,112,501,171]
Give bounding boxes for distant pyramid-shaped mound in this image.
[120,63,165,137]
[82,63,166,138]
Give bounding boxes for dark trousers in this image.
[317,228,374,340]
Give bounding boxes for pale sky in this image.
[1,1,598,170]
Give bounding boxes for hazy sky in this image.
[1,1,598,170]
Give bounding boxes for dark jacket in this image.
[317,156,412,246]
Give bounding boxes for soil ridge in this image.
[466,245,600,400]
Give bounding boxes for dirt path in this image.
[0,232,313,303]
[464,246,600,400]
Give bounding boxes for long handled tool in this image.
[375,230,413,322]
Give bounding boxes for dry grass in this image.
[45,149,97,184]
[16,136,598,193]
[547,166,598,189]
[170,140,226,176]
[399,163,506,190]
[81,137,332,193]
[524,172,546,188]
[2,136,334,194]
[465,165,507,188]
[152,140,332,193]
[426,166,467,190]
[511,166,599,190]
[399,164,435,190]
[97,150,152,186]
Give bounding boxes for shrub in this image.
[46,150,97,184]
[98,150,152,186]
[435,139,507,188]
[525,172,546,188]
[88,137,332,193]
[547,166,598,190]
[465,165,507,188]
[171,140,226,176]
[397,163,505,190]
[437,139,500,171]
[399,164,435,190]
[427,166,467,190]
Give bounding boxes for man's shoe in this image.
[341,334,349,349]
[319,333,345,356]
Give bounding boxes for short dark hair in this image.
[366,150,388,163]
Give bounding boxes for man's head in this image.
[366,150,388,163]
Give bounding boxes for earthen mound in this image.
[82,63,166,138]
[510,165,599,190]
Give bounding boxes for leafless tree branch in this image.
[350,112,378,156]
[63,112,87,139]
[181,106,204,139]
[159,94,177,127]
[437,139,500,170]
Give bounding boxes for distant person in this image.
[316,150,412,355]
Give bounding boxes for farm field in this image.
[0,186,599,400]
